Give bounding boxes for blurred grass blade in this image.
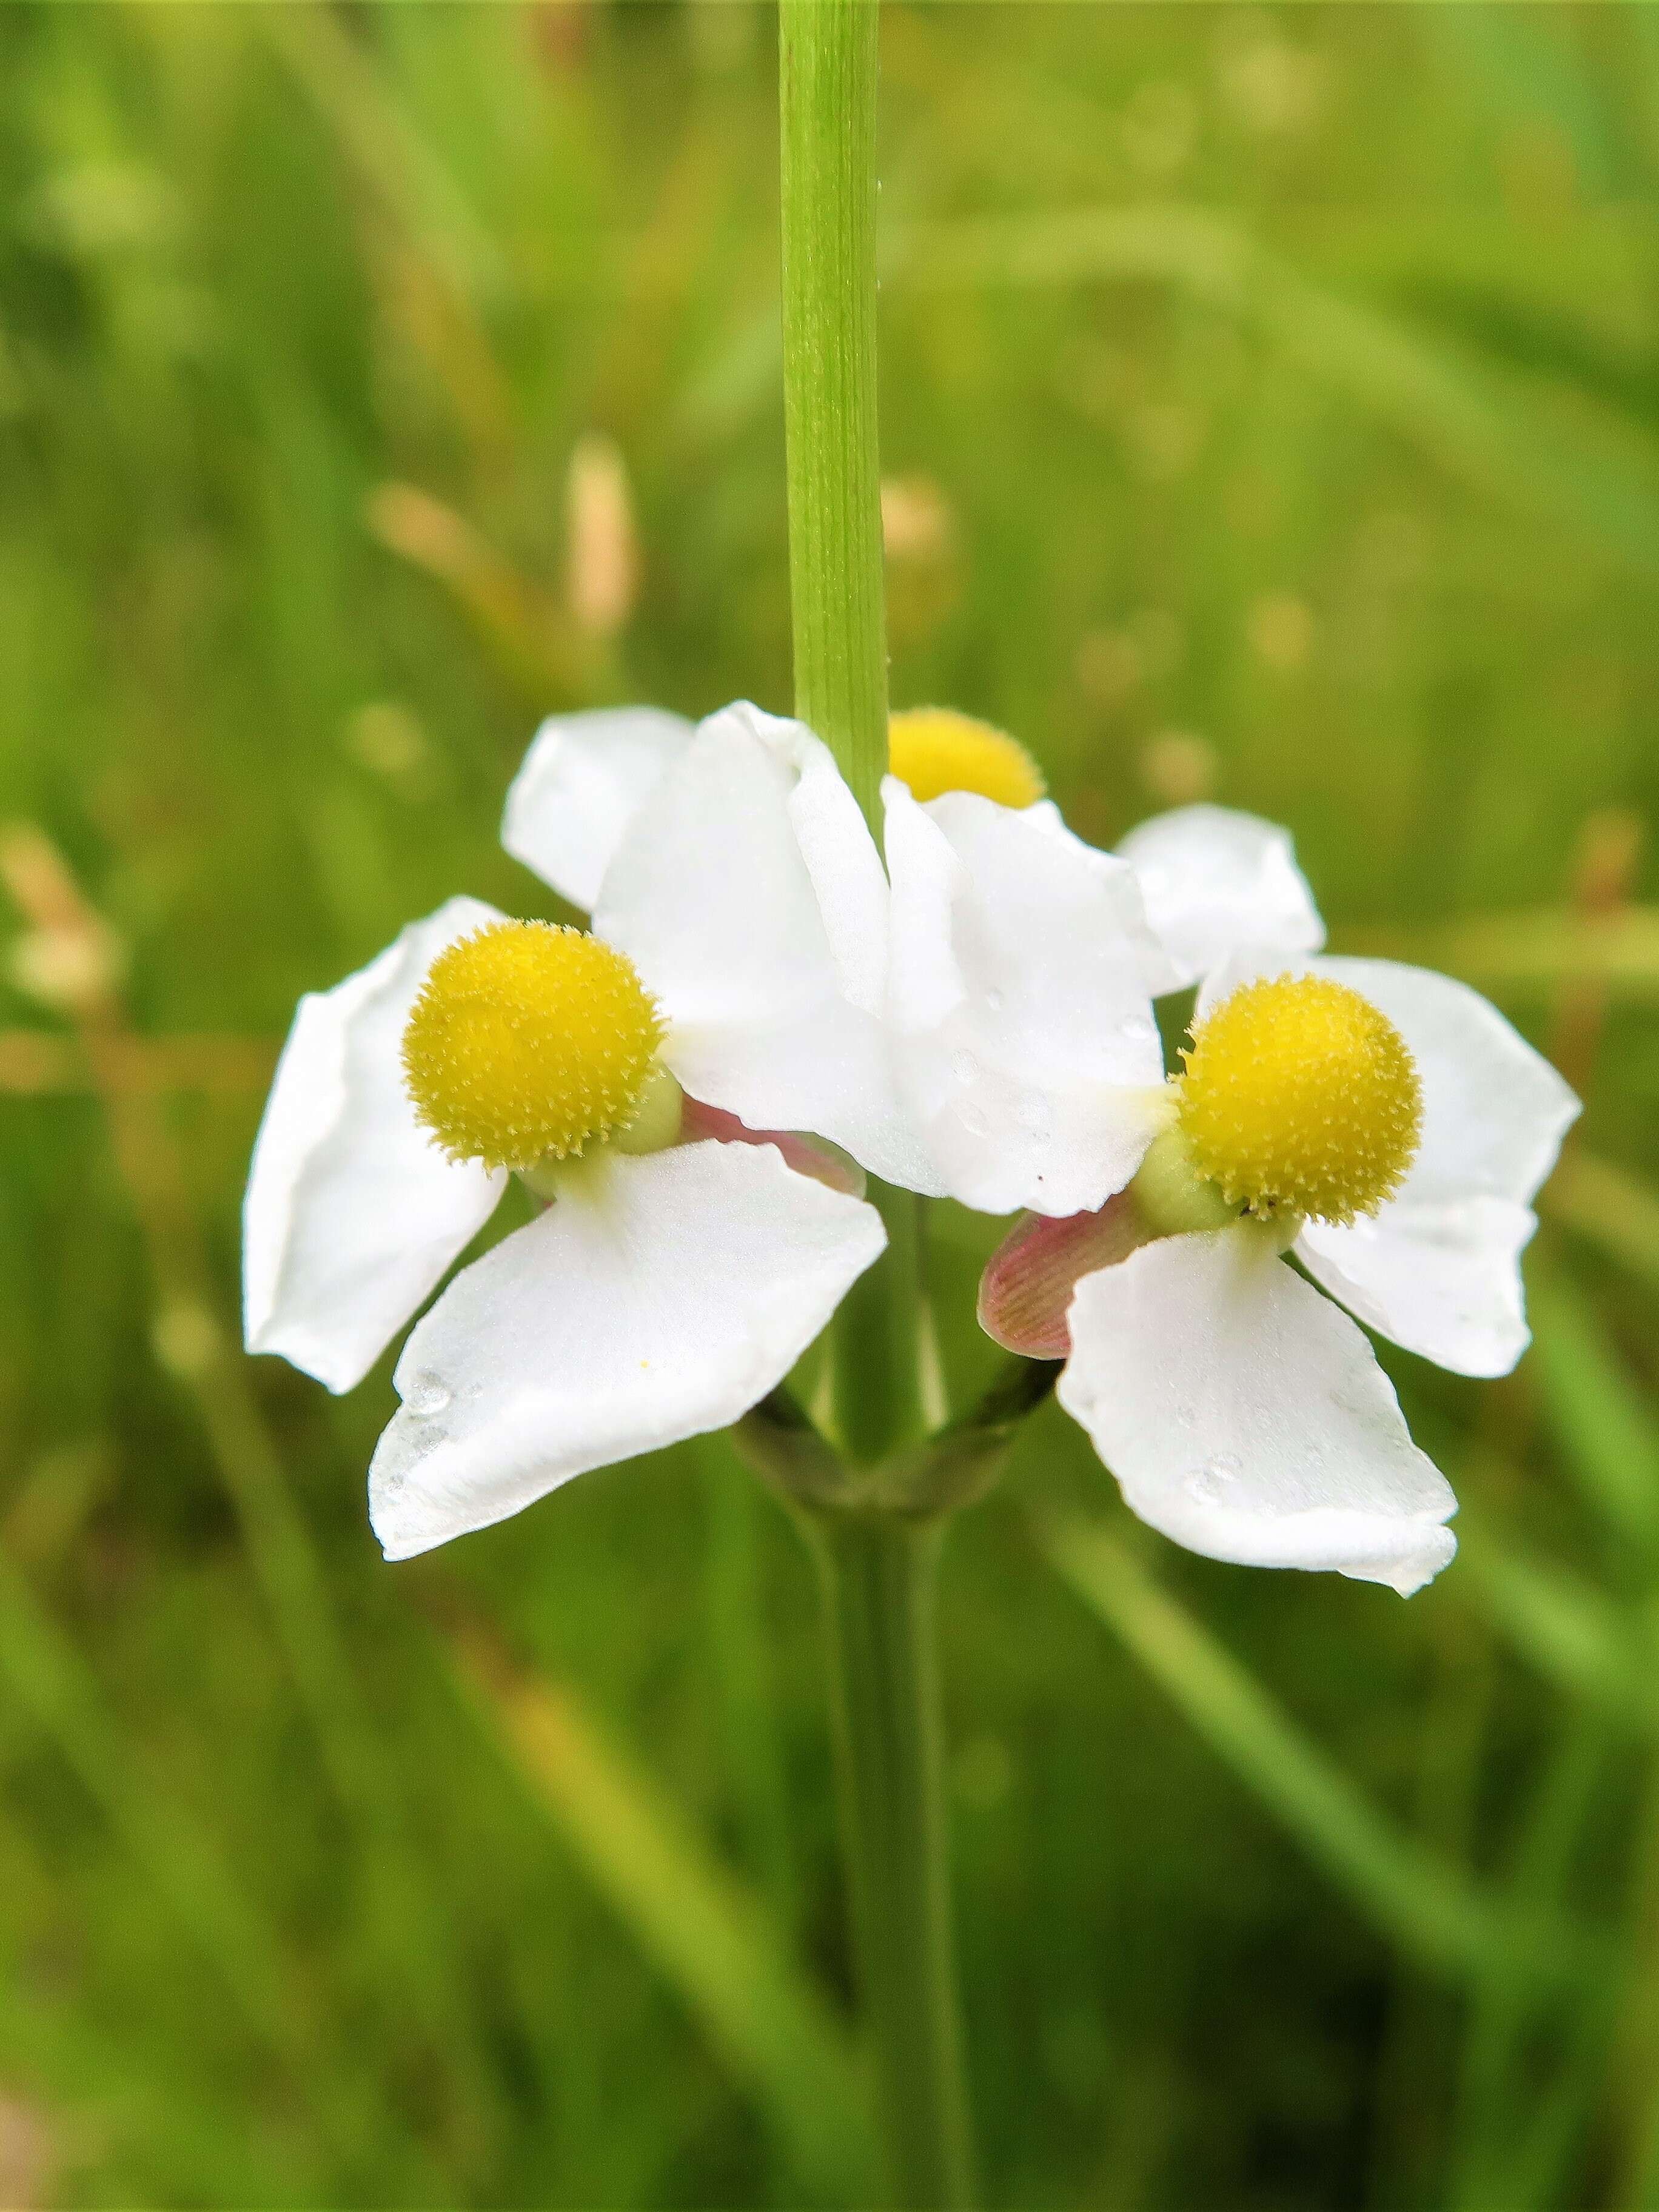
[1610,1760,1659,2209]
[896,206,1659,581]
[1544,1151,1659,1298]
[1527,1263,1659,1563]
[366,480,581,702]
[695,1438,800,1937]
[1456,1513,1659,1738]
[1445,1725,1616,2212]
[0,1546,387,2162]
[1036,1510,1596,1990]
[255,2,506,306]
[240,5,515,463]
[0,823,504,2170]
[452,1635,877,2204]
[1418,908,1659,1002]
[0,1981,335,2211]
[893,204,1254,304]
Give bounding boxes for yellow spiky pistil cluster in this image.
[888,708,1047,809]
[1176,973,1423,1226]
[401,921,665,1172]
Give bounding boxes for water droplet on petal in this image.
[1187,1453,1242,1505]
[406,1376,452,1418]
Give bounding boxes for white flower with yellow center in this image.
[244,893,884,1560]
[506,699,1178,1216]
[985,805,1581,1596]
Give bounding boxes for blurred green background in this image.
[2,3,1658,2205]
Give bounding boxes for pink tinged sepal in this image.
[679,1096,867,1199]
[978,1192,1156,1359]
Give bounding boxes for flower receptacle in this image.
[608,1064,684,1155]
[517,1066,685,1202]
[1130,1123,1244,1238]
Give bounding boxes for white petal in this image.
[885,782,1169,1215]
[775,712,892,1016]
[596,702,942,1192]
[501,707,693,910]
[1298,1199,1536,1379]
[1196,951,1580,1378]
[368,1138,885,1559]
[243,900,507,1394]
[1057,1229,1458,1595]
[1292,957,1576,1375]
[1118,805,1325,990]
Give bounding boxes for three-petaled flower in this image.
[982,805,1581,1595]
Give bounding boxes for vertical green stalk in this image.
[831,1179,925,1465]
[779,7,975,2204]
[814,1516,975,2210]
[779,0,889,837]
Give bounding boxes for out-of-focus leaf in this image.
[365,481,583,702]
[255,2,507,307]
[451,1635,877,2205]
[0,1549,399,2180]
[1403,909,1659,1001]
[1544,1153,1659,1298]
[1445,1725,1618,2212]
[0,1983,333,2211]
[1527,1264,1659,1564]
[893,206,1659,580]
[1427,7,1621,199]
[1456,1513,1659,1738]
[1036,1511,1598,1991]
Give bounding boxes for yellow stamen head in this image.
[888,708,1046,809]
[1176,973,1422,1226]
[402,921,665,1172]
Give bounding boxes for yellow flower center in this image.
[402,921,665,1171]
[888,708,1046,809]
[1176,973,1422,1225]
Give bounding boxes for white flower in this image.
[244,890,884,1561]
[994,803,1581,1597]
[507,699,1178,1215]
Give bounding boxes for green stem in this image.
[832,1178,925,1465]
[778,13,974,2202]
[814,1516,976,2210]
[779,0,890,837]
